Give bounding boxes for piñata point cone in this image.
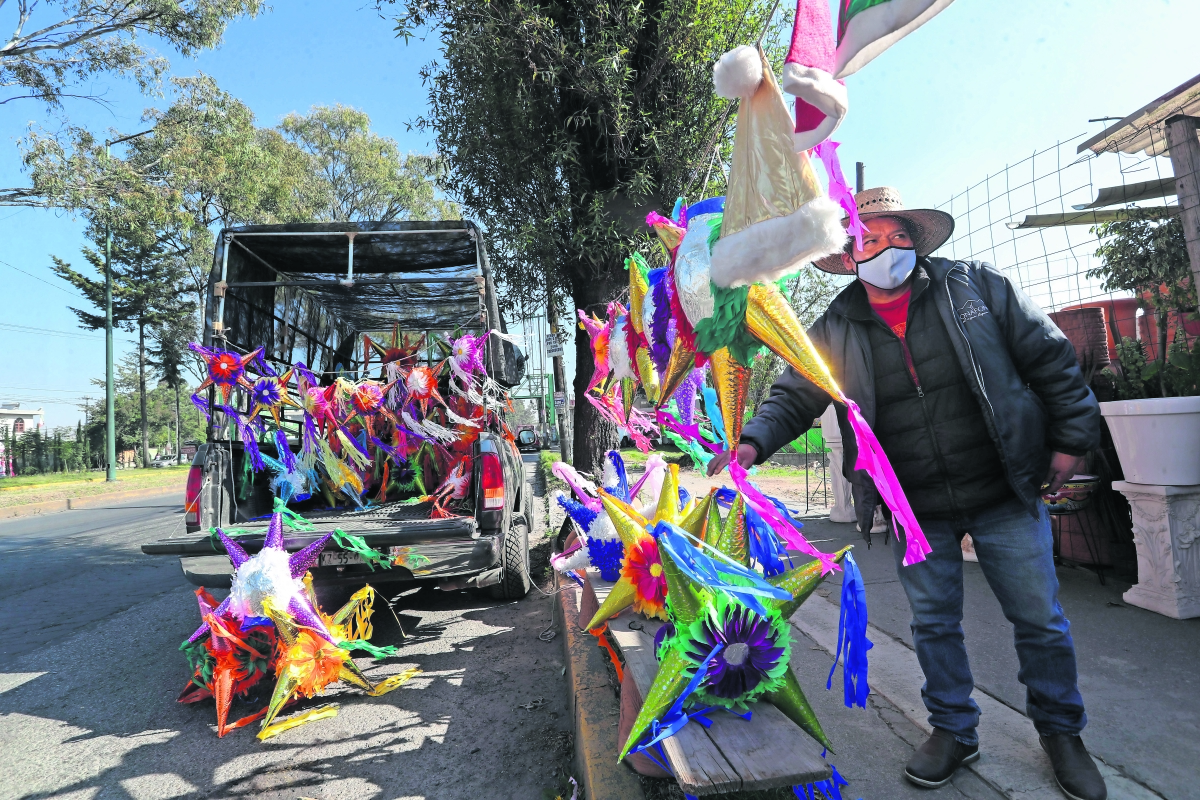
[765,669,834,752]
[657,339,698,409]
[655,464,682,526]
[703,494,724,545]
[599,490,650,546]
[715,493,750,566]
[629,262,649,334]
[768,545,852,618]
[619,647,695,762]
[680,489,714,538]
[586,578,638,630]
[708,347,751,446]
[635,346,661,404]
[745,283,842,399]
[621,378,637,420]
[658,543,703,626]
[214,666,234,737]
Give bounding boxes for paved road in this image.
[0,457,574,800]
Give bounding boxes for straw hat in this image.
[813,187,954,275]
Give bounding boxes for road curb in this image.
[556,573,646,800]
[0,484,184,520]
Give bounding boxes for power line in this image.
[0,257,80,297]
[0,385,97,394]
[0,321,135,343]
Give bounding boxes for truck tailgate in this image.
[142,503,478,556]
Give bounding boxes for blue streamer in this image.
[827,552,872,708]
[603,450,631,503]
[702,387,728,448]
[653,522,789,616]
[793,762,850,800]
[586,538,624,582]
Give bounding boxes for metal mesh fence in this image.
[928,128,1181,350]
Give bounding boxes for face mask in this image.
[854,246,917,290]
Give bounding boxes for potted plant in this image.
[1090,210,1200,485]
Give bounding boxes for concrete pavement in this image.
[0,456,576,800]
[791,513,1195,800]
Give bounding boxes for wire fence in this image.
[928,128,1184,356]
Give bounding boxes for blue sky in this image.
[1,0,1198,427]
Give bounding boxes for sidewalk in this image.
[557,464,1195,799]
[790,513,1195,800]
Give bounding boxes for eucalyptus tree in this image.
[280,104,459,222]
[381,0,788,470]
[0,0,263,110]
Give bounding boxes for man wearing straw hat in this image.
[709,187,1106,799]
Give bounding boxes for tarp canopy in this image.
[212,221,486,373]
[1071,177,1176,210]
[1079,73,1200,157]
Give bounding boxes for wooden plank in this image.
[614,616,742,796]
[704,701,831,791]
[584,568,831,795]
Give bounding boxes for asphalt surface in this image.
[0,457,574,800]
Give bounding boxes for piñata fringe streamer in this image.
[257,704,339,741]
[274,429,297,472]
[844,399,931,566]
[222,405,264,473]
[827,552,871,709]
[730,461,839,576]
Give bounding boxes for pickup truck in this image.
[141,220,535,599]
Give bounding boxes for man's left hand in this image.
[1043,452,1085,495]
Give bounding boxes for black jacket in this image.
[740,257,1101,532]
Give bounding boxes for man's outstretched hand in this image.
[706,443,759,477]
[1043,451,1085,495]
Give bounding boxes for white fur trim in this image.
[609,323,636,380]
[709,197,847,287]
[834,0,956,78]
[601,452,619,490]
[713,45,763,99]
[552,547,590,574]
[781,63,848,119]
[793,117,841,153]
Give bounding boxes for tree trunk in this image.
[139,321,150,468]
[568,264,623,474]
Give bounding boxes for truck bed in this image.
[141,501,478,557]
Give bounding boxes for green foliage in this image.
[0,0,263,110]
[280,105,460,222]
[382,0,790,313]
[1102,333,1200,399]
[1090,212,1194,316]
[1090,210,1197,396]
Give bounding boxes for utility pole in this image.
[546,279,572,464]
[855,162,865,194]
[102,128,154,481]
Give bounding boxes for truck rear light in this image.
[481,452,505,510]
[185,464,204,525]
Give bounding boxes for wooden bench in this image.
[579,568,832,796]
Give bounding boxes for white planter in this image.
[1100,397,1200,485]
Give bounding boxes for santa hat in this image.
[781,0,847,153]
[708,45,845,288]
[835,0,957,79]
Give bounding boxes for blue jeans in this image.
[891,497,1086,745]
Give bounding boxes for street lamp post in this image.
[103,129,154,482]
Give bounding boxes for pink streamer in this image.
[552,461,602,512]
[813,141,868,251]
[730,461,839,575]
[655,409,723,454]
[843,398,932,566]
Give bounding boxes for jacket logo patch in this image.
[958,298,990,323]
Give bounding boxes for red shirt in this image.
[869,290,920,386]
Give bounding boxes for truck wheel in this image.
[490,518,531,599]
